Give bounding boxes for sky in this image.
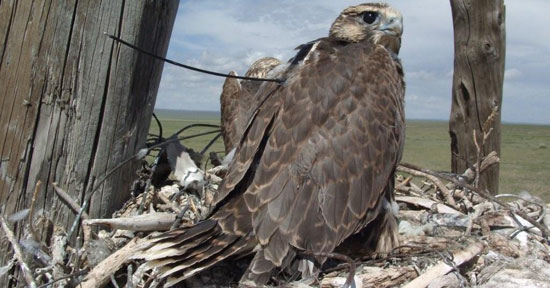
[155,0,550,125]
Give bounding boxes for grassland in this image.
[149,110,225,156]
[150,109,550,201]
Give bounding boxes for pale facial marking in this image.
[329,3,403,47]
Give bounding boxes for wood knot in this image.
[482,41,497,59]
[483,42,492,52]
[497,12,504,26]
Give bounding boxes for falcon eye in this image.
[363,11,378,24]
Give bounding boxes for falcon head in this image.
[329,3,403,54]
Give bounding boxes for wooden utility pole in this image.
[0,0,178,282]
[449,0,505,194]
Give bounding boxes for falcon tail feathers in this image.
[136,219,254,287]
[367,199,400,253]
[363,177,400,253]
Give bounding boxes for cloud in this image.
[408,70,440,81]
[155,0,550,124]
[505,68,522,81]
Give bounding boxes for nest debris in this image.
[3,147,550,288]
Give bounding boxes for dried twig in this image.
[138,180,153,216]
[52,183,89,220]
[396,196,463,215]
[473,129,482,187]
[37,269,89,288]
[321,266,417,288]
[126,264,135,288]
[396,176,413,190]
[157,193,181,213]
[52,183,92,245]
[396,176,425,196]
[80,237,143,288]
[0,215,38,288]
[110,275,120,288]
[473,107,498,187]
[189,197,199,219]
[456,151,500,185]
[171,205,191,230]
[83,213,177,232]
[68,149,144,240]
[465,202,493,236]
[399,162,550,238]
[402,242,484,288]
[397,166,459,209]
[495,194,545,219]
[28,181,42,244]
[51,227,68,288]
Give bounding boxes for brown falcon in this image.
[141,3,405,286]
[220,57,282,154]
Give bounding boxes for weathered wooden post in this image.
[0,0,179,282]
[449,0,505,194]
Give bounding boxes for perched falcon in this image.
[220,57,282,153]
[141,3,405,286]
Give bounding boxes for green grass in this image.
[150,110,550,201]
[401,120,550,201]
[499,124,550,201]
[149,110,225,159]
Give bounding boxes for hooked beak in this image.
[378,17,403,37]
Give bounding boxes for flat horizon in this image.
[153,108,550,126]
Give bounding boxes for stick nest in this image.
[4,150,550,288]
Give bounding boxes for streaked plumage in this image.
[141,3,405,286]
[220,57,282,153]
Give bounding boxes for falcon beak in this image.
[379,17,403,37]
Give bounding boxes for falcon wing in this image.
[215,39,405,266]
[140,39,404,286]
[220,71,252,153]
[220,58,282,153]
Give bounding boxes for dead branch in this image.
[473,129,482,187]
[37,269,89,288]
[52,182,89,220]
[465,202,494,235]
[83,213,177,232]
[51,226,68,287]
[80,237,142,288]
[31,132,544,288]
[398,236,452,253]
[0,215,38,288]
[157,192,182,213]
[189,197,199,219]
[399,162,550,238]
[495,194,545,218]
[52,182,92,246]
[127,263,149,288]
[171,205,191,230]
[402,242,484,288]
[396,176,414,192]
[321,266,417,288]
[396,178,425,196]
[396,196,463,215]
[399,210,428,223]
[397,166,459,209]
